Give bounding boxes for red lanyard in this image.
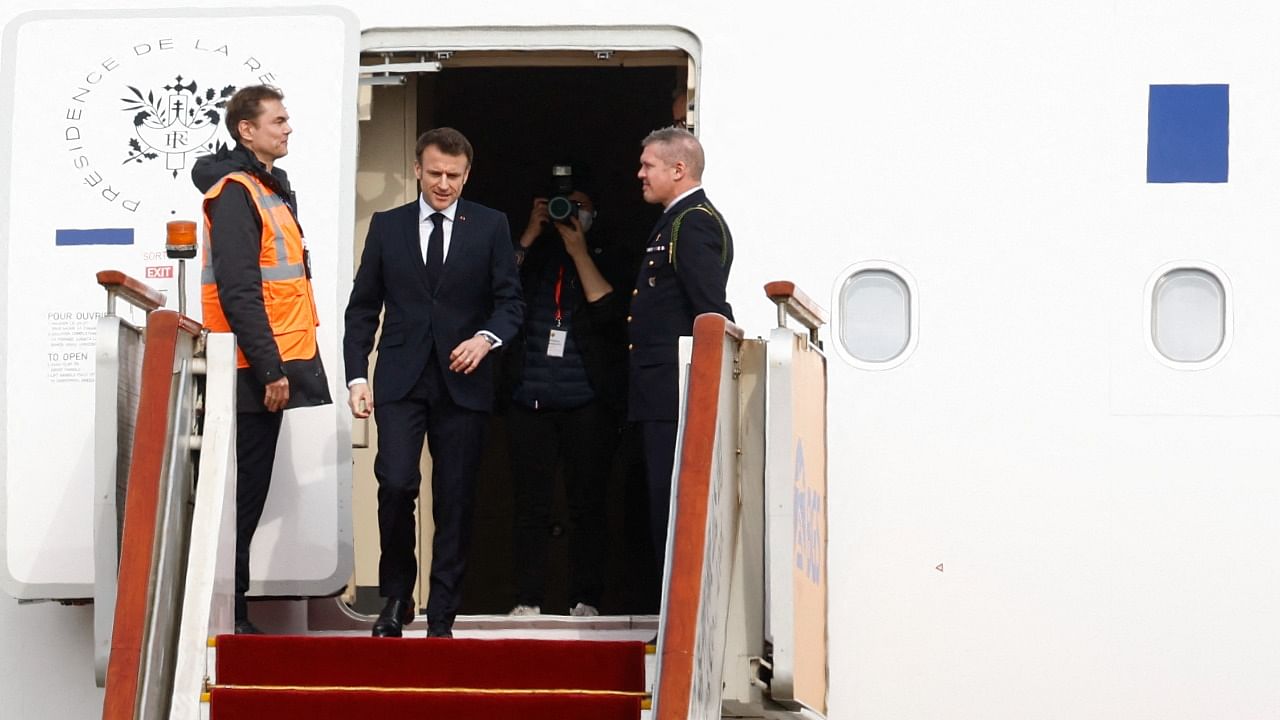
[554,265,565,327]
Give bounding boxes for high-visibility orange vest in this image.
[201,171,319,369]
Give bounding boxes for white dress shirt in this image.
[663,184,703,212]
[419,194,458,263]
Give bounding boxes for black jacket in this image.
[501,227,636,415]
[191,144,331,413]
[343,198,524,412]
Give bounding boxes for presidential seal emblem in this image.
[120,76,236,178]
[61,36,280,215]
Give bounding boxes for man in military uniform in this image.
[629,127,733,581]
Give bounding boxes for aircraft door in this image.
[347,30,697,619]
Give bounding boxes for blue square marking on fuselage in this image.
[55,228,135,246]
[1147,84,1229,183]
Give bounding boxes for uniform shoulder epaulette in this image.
[669,202,729,271]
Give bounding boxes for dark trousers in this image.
[641,419,679,582]
[373,355,488,628]
[235,410,284,622]
[508,401,618,609]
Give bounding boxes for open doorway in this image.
[350,38,695,619]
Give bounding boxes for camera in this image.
[547,164,580,224]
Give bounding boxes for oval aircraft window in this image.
[1151,268,1227,364]
[839,269,912,363]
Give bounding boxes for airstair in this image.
[91,271,829,719]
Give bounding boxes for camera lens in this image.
[547,195,576,222]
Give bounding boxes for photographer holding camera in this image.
[504,165,632,617]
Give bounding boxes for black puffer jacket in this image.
[500,227,636,416]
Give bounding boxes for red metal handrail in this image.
[102,310,201,719]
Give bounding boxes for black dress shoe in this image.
[234,619,264,635]
[372,598,415,638]
[426,622,453,638]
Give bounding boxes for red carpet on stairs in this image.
[210,636,646,720]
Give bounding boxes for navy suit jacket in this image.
[343,198,523,412]
[628,188,734,422]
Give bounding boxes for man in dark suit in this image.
[629,127,734,583]
[343,127,523,638]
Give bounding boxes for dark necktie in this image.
[425,212,444,288]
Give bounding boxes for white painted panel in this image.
[824,4,1280,719]
[1,7,356,599]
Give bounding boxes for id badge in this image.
[547,329,567,358]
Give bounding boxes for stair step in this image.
[208,686,642,720]
[215,636,646,692]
